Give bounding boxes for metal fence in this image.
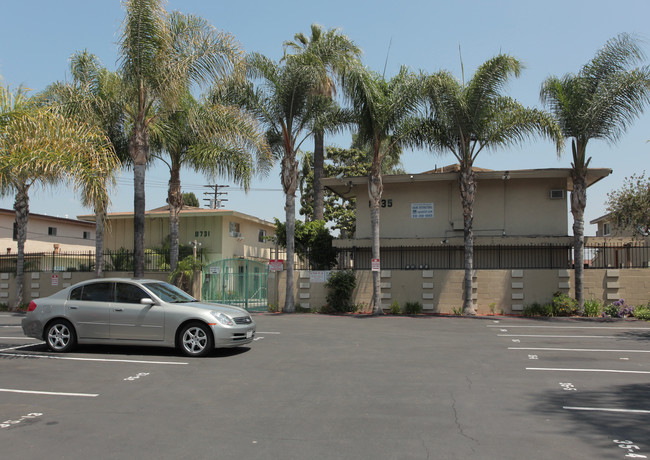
[276,242,650,271]
[0,249,203,273]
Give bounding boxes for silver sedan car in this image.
[22,278,256,357]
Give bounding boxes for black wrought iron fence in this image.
[275,242,650,271]
[0,249,202,273]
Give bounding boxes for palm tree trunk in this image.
[13,186,29,310]
[459,167,477,315]
[130,122,149,279]
[313,130,325,221]
[281,152,299,313]
[369,164,383,315]
[571,172,587,312]
[168,164,183,271]
[94,198,107,278]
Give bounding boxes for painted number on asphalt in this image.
[528,355,539,360]
[613,440,647,458]
[559,382,577,391]
[512,339,520,343]
[1,413,43,429]
[124,372,150,381]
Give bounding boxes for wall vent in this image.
[549,189,564,199]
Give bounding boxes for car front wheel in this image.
[45,320,77,353]
[178,322,213,357]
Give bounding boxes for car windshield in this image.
[143,282,197,303]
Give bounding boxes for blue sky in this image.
[1,0,649,234]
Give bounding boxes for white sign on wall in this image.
[411,202,434,219]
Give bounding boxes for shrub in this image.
[603,298,635,318]
[404,301,423,315]
[552,292,578,316]
[389,300,401,315]
[324,270,357,313]
[633,305,650,320]
[583,299,602,317]
[523,302,553,317]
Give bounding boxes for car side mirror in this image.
[140,298,156,306]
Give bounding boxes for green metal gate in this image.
[202,258,268,311]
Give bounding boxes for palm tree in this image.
[216,52,325,312]
[119,0,244,277]
[284,24,361,221]
[540,33,650,310]
[44,51,127,277]
[0,84,118,309]
[155,92,269,270]
[342,65,422,314]
[422,55,563,315]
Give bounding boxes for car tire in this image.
[45,319,77,353]
[178,322,213,357]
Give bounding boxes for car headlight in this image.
[210,311,234,326]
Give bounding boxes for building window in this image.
[12,222,17,241]
[83,231,91,240]
[229,222,241,237]
[48,227,57,236]
[603,223,611,236]
[258,229,267,243]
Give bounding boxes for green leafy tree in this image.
[0,85,118,308]
[421,55,563,315]
[182,192,200,207]
[541,33,650,309]
[342,65,422,315]
[606,173,650,237]
[284,24,361,221]
[274,218,337,269]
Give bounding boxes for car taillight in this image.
[27,301,37,312]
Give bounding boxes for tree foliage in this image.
[274,218,337,270]
[182,192,200,207]
[606,173,650,237]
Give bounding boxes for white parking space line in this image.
[0,337,36,340]
[563,406,650,414]
[510,347,650,353]
[0,343,37,352]
[527,367,650,374]
[257,331,281,334]
[0,352,188,365]
[0,388,98,397]
[0,326,21,328]
[499,334,619,338]
[488,325,650,330]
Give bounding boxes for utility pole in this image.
[203,184,229,209]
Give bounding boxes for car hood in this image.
[183,302,250,317]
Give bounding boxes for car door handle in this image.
[69,306,78,310]
[113,308,124,312]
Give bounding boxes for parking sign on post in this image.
[371,259,380,272]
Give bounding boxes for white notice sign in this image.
[411,203,434,219]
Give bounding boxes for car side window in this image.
[69,286,82,300]
[80,282,114,302]
[115,283,150,304]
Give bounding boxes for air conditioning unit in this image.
[549,189,564,199]
[229,231,242,238]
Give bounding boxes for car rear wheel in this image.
[178,322,213,357]
[45,320,77,353]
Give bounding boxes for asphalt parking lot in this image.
[1,311,649,460]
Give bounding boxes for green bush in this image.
[633,305,650,320]
[522,302,553,317]
[389,300,401,315]
[404,301,423,315]
[583,299,602,317]
[552,292,578,316]
[324,270,357,313]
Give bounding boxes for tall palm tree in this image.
[342,65,422,315]
[216,52,325,312]
[155,92,270,270]
[119,0,244,277]
[284,24,361,221]
[0,84,118,309]
[44,50,127,277]
[422,55,563,315]
[540,33,650,310]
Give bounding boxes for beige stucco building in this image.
[78,205,276,264]
[0,208,95,254]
